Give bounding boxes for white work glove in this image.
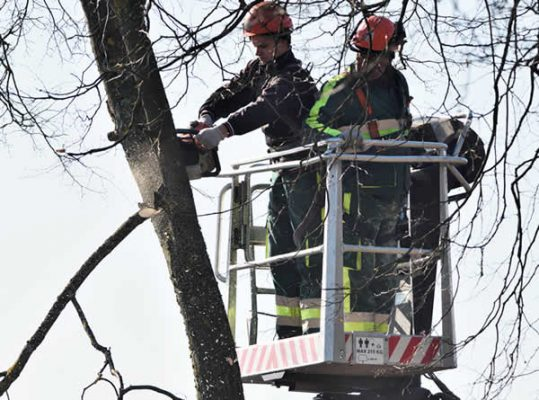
[339,125,364,147]
[190,113,214,132]
[199,113,214,126]
[195,124,229,149]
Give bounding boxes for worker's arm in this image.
[198,59,259,121]
[225,71,315,136]
[304,73,352,137]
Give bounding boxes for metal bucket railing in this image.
[212,123,471,368]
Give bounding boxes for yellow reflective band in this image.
[305,73,347,137]
[344,321,389,333]
[301,307,321,320]
[276,305,301,319]
[343,192,351,214]
[343,267,352,313]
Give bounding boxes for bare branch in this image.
[0,209,154,395]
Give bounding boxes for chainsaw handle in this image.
[207,149,221,177]
[175,128,198,136]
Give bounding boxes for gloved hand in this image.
[194,124,229,149]
[189,113,214,132]
[339,125,364,147]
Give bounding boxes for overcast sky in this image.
[1,2,538,400]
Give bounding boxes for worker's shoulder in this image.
[391,67,409,86]
[326,71,349,84]
[241,58,263,74]
[271,64,315,90]
[318,71,349,93]
[278,58,312,79]
[274,51,311,74]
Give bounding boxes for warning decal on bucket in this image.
[354,336,385,364]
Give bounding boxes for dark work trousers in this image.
[267,168,324,339]
[410,166,440,335]
[341,161,409,333]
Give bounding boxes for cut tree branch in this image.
[0,208,157,395]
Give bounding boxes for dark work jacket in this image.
[199,50,318,151]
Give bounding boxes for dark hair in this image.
[258,32,291,45]
[281,33,291,44]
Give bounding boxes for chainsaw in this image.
[176,128,221,180]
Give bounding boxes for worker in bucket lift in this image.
[179,2,319,339]
[304,15,412,334]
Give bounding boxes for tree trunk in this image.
[79,1,244,399]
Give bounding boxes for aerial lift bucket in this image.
[212,113,477,397]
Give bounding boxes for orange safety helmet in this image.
[243,2,293,37]
[350,15,396,52]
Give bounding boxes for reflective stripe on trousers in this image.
[345,311,389,333]
[275,295,301,328]
[300,298,321,332]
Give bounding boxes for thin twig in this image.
[72,297,123,386]
[81,376,119,400]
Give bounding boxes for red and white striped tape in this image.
[387,335,440,365]
[238,334,322,377]
[237,334,440,377]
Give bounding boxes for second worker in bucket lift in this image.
[180,2,318,338]
[305,15,412,334]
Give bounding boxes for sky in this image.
[1,1,538,400]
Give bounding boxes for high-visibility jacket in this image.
[305,65,412,140]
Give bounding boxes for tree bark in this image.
[79,1,244,399]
